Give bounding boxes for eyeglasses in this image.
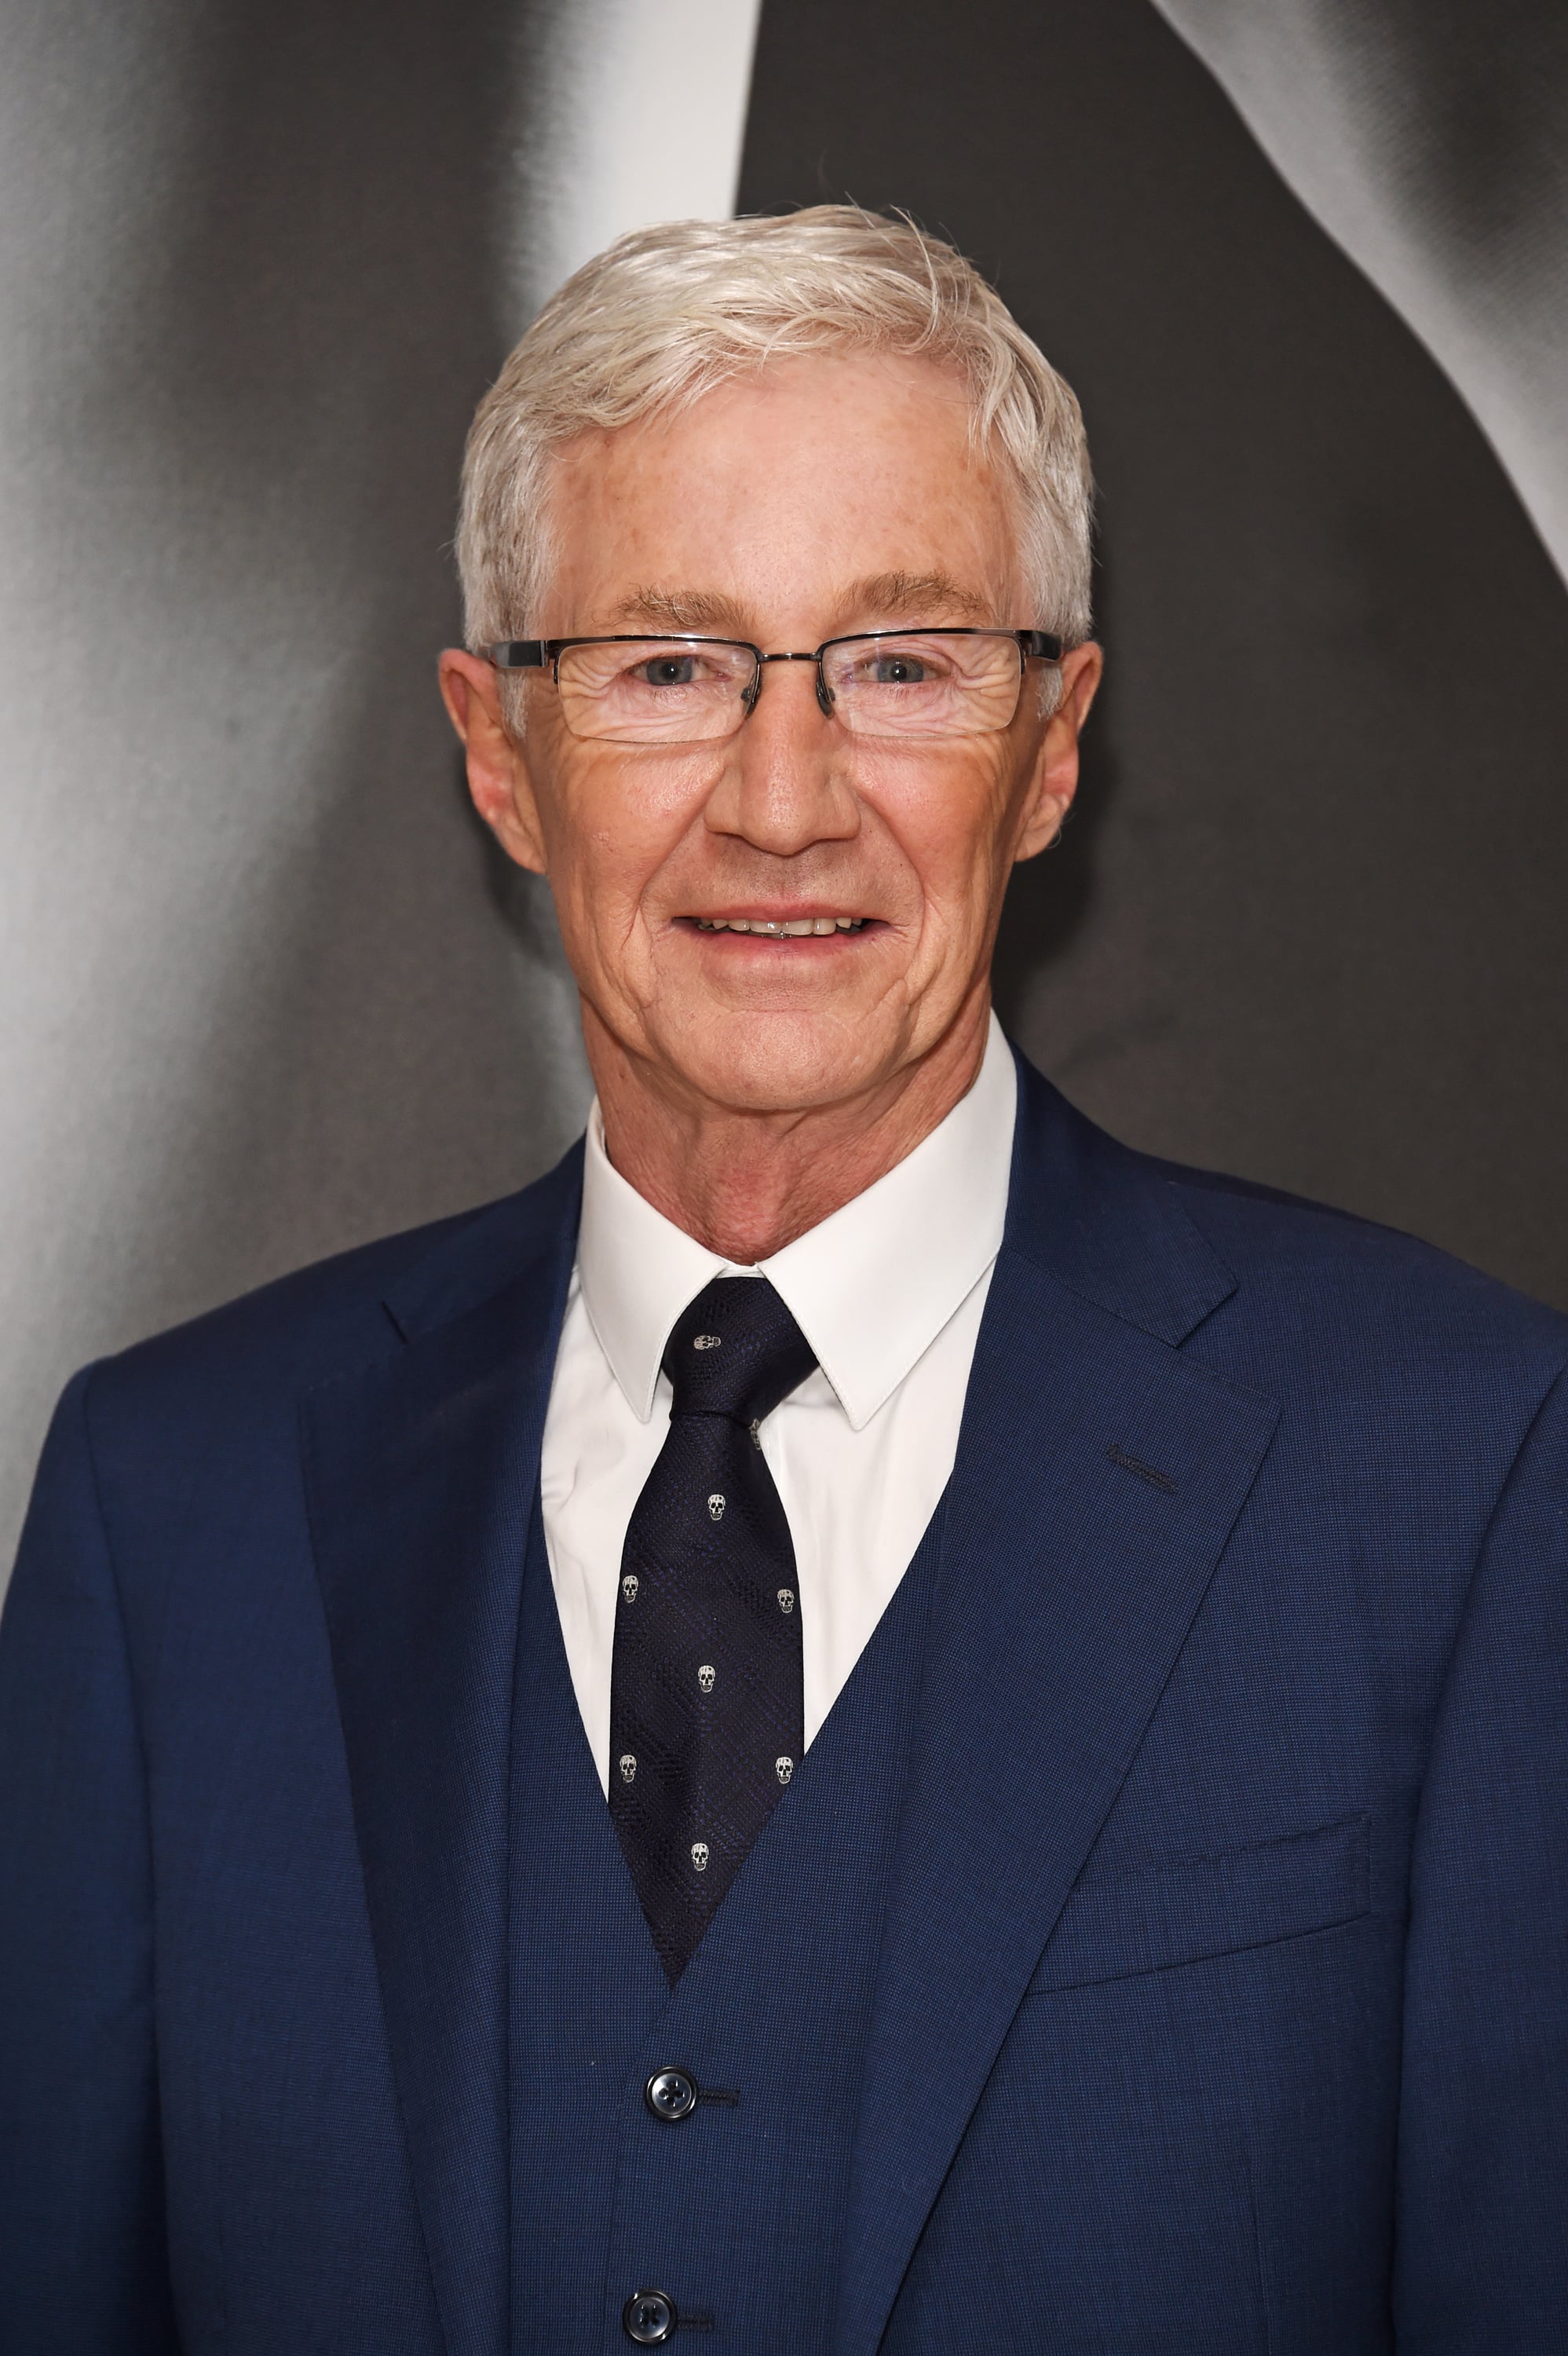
[485,628,1063,745]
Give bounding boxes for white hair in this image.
[456,205,1094,674]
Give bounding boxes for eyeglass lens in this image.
[551,634,1026,744]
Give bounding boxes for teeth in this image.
[693,916,868,935]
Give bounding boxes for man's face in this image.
[445,352,1099,1119]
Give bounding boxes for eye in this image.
[632,653,701,688]
[869,652,929,685]
[832,637,964,693]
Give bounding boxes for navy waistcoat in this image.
[508,1489,946,2353]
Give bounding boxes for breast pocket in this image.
[1029,1814,1372,1996]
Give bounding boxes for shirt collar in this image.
[576,1011,1018,1430]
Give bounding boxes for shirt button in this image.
[645,2065,699,2122]
[623,2288,678,2343]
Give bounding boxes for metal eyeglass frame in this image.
[485,627,1064,726]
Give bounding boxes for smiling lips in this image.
[690,916,869,936]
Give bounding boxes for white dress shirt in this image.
[540,1012,1018,1795]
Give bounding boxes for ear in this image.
[1014,640,1104,862]
[437,648,549,874]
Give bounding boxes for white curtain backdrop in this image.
[506,0,764,312]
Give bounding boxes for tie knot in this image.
[663,1276,817,1425]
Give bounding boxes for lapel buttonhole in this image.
[1106,1443,1179,1494]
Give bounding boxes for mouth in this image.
[683,915,874,938]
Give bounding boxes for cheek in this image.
[854,749,1017,919]
[543,753,718,922]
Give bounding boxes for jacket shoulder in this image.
[1167,1152,1565,1340]
[1010,1051,1568,1403]
[1137,1148,1568,1451]
[82,1143,585,1430]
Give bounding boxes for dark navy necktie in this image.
[609,1274,817,1982]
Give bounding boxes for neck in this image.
[586,995,994,1263]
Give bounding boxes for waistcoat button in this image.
[645,2065,700,2122]
[623,2287,678,2343]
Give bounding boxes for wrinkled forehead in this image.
[536,353,1028,635]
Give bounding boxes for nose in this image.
[706,654,858,856]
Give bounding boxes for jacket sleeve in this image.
[1394,1363,1568,2351]
[0,1368,180,2354]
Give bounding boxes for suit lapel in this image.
[300,1155,580,2356]
[836,1065,1281,2353]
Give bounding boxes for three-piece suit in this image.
[2,1049,1566,2351]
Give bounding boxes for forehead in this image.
[540,351,1023,631]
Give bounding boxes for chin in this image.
[663,1009,899,1117]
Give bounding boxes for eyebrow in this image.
[842,570,994,625]
[602,570,996,642]
[605,587,749,634]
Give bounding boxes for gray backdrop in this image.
[740,0,1568,1297]
[0,0,758,1571]
[2,0,1564,1577]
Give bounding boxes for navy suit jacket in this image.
[2,1052,1566,2354]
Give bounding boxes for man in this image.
[1,207,1564,2354]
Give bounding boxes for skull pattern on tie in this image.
[609,1275,817,1981]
